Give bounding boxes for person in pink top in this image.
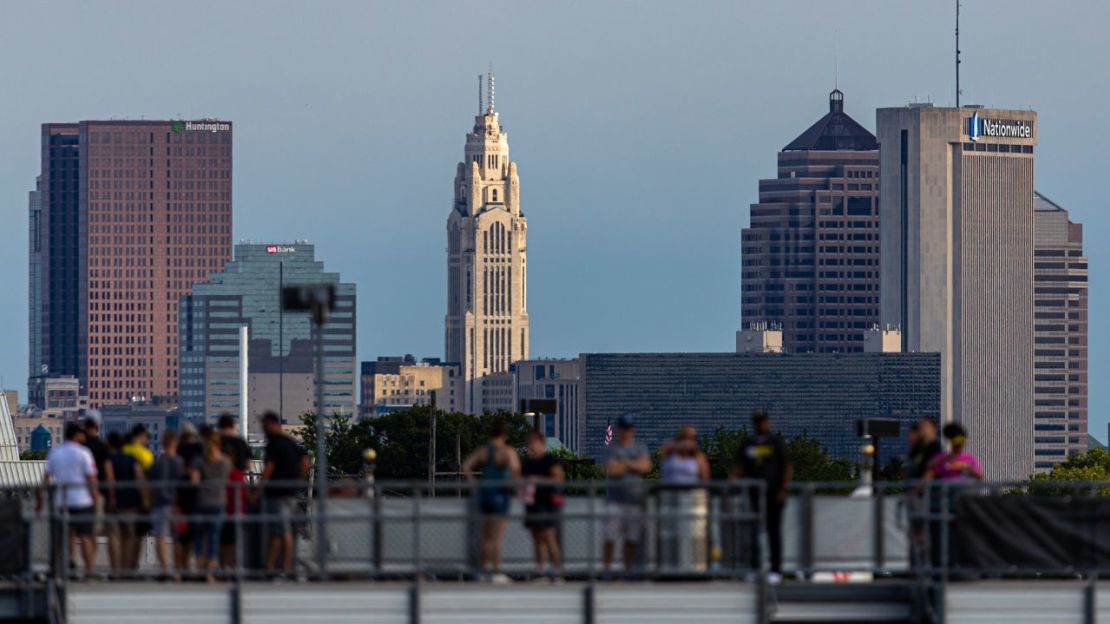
[927,422,984,482]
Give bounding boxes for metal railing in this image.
[15,479,770,583]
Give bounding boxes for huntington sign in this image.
[967,111,1032,142]
[171,120,230,134]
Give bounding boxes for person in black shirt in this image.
[732,410,792,581]
[217,413,252,472]
[175,422,203,573]
[521,430,564,580]
[907,416,941,482]
[107,432,147,571]
[81,411,114,547]
[257,412,307,574]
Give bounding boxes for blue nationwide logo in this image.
[968,111,983,142]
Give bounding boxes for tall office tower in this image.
[878,104,1036,480]
[28,176,44,379]
[445,74,529,414]
[742,90,880,353]
[1032,193,1088,469]
[33,120,233,407]
[179,243,356,432]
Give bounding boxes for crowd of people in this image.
[36,406,982,584]
[38,411,307,581]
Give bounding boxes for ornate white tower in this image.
[446,72,529,414]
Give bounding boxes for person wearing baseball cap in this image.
[602,413,651,574]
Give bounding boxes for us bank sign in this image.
[967,111,1032,142]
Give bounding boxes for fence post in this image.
[373,482,383,576]
[412,485,422,579]
[800,483,815,578]
[873,485,885,573]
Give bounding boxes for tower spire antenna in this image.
[955,0,962,107]
[486,63,495,114]
[478,74,483,115]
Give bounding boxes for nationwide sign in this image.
[266,245,296,254]
[171,120,231,134]
[967,111,1032,142]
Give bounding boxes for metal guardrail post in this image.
[587,481,596,581]
[873,485,885,573]
[230,583,242,624]
[409,580,421,624]
[413,485,422,578]
[373,482,383,575]
[800,483,815,578]
[583,582,595,624]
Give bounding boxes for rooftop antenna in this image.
[834,30,839,90]
[486,63,495,114]
[955,0,962,107]
[478,74,483,115]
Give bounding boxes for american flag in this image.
[604,422,613,446]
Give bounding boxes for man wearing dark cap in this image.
[732,410,792,582]
[602,413,651,573]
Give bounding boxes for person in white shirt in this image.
[38,423,100,573]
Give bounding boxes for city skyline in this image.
[1,1,1107,438]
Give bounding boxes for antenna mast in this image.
[478,74,483,115]
[955,0,961,107]
[486,66,495,114]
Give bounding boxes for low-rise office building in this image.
[359,356,462,418]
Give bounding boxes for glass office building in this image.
[580,352,939,462]
[179,243,356,431]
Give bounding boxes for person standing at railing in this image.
[190,428,232,583]
[602,413,651,575]
[149,429,184,580]
[123,424,154,473]
[660,426,712,571]
[217,414,251,570]
[38,423,99,577]
[906,417,941,570]
[257,411,308,577]
[175,422,203,575]
[521,429,565,582]
[80,411,114,561]
[731,410,792,584]
[462,418,521,584]
[107,432,148,572]
[923,422,983,575]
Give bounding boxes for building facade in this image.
[579,352,940,463]
[359,356,462,418]
[742,90,880,353]
[31,120,233,407]
[878,105,1036,480]
[1033,193,1088,469]
[513,359,582,452]
[28,177,44,380]
[179,243,356,432]
[445,74,530,414]
[15,375,87,452]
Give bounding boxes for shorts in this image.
[220,519,244,545]
[603,501,644,544]
[262,497,295,536]
[524,503,561,531]
[66,506,96,537]
[113,509,139,539]
[150,506,176,538]
[478,488,511,517]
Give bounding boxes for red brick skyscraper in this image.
[32,119,232,407]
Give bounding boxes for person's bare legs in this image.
[491,519,508,571]
[155,536,171,574]
[530,528,547,571]
[265,537,282,572]
[80,536,96,572]
[479,519,495,572]
[543,529,562,572]
[622,542,637,571]
[602,542,615,570]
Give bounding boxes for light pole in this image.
[282,284,335,578]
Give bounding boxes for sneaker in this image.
[531,576,551,585]
[767,572,783,585]
[490,573,512,585]
[550,576,566,585]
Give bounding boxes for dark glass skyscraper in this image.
[741,90,880,353]
[31,120,233,406]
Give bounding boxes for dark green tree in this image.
[20,449,47,461]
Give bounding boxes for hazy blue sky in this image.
[2,1,1106,438]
